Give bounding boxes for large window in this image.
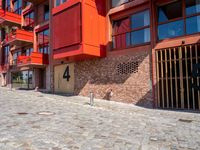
[112,10,150,49]
[112,0,133,8]
[157,0,200,40]
[55,0,67,7]
[13,0,22,15]
[37,28,49,54]
[24,11,34,28]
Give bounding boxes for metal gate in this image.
[156,44,200,110]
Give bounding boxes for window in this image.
[158,20,184,40]
[130,10,150,45]
[158,1,183,40]
[112,10,150,49]
[186,0,200,16]
[25,48,33,56]
[1,28,6,41]
[24,11,34,28]
[37,28,49,54]
[13,0,22,14]
[3,45,9,64]
[157,0,200,40]
[24,1,31,7]
[5,0,10,11]
[158,1,182,23]
[55,0,67,7]
[44,5,49,21]
[13,51,21,65]
[186,15,200,34]
[186,0,200,34]
[112,0,134,8]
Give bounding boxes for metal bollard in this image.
[90,92,94,106]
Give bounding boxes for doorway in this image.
[156,44,200,110]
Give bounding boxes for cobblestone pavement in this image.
[0,87,200,150]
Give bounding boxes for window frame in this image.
[112,9,151,50]
[156,0,200,41]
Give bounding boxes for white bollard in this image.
[90,92,94,106]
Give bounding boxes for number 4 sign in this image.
[63,66,71,81]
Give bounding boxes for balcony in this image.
[17,52,49,67]
[0,9,21,26]
[4,29,33,46]
[52,0,106,61]
[0,64,9,73]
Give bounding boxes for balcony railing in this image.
[4,29,34,45]
[0,64,9,72]
[0,8,21,25]
[17,52,49,67]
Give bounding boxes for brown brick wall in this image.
[74,49,153,108]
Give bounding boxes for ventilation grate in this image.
[117,61,139,75]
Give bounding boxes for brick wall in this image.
[74,49,153,108]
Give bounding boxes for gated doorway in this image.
[156,44,200,110]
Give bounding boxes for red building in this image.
[0,0,200,110]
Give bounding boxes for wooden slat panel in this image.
[165,49,169,108]
[179,47,184,109]
[160,50,165,108]
[195,44,200,110]
[185,46,190,109]
[174,48,178,108]
[169,48,173,108]
[156,51,160,107]
[190,45,195,110]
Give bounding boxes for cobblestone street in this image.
[0,87,200,150]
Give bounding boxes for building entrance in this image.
[11,70,33,89]
[156,44,200,110]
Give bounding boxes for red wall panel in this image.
[52,3,81,50]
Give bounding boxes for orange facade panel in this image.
[0,9,21,25]
[52,3,81,50]
[52,0,106,60]
[17,52,49,67]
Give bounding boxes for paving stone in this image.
[0,87,200,150]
